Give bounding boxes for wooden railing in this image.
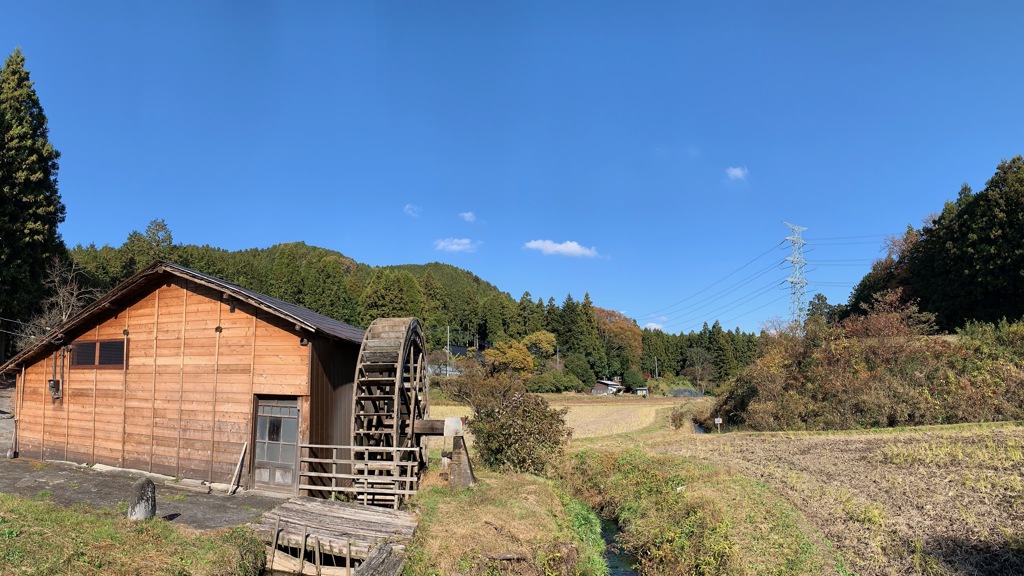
[298,444,423,508]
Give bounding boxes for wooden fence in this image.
[298,444,423,508]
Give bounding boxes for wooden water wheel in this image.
[349,317,431,507]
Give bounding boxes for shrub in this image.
[564,353,595,388]
[452,360,572,475]
[622,369,645,391]
[709,294,1024,431]
[670,406,691,430]
[525,371,585,393]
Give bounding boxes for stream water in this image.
[600,518,639,576]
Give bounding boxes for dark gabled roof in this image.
[162,262,365,343]
[1,261,364,372]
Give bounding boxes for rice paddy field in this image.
[544,394,691,439]
[422,389,1024,575]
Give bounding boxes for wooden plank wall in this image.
[16,277,314,486]
[309,338,358,447]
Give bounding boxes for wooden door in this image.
[253,397,299,492]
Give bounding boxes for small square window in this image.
[72,343,96,366]
[70,340,125,369]
[98,341,124,365]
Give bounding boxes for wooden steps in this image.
[251,496,417,574]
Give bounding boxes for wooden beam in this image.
[210,297,222,482]
[176,282,188,478]
[247,309,257,490]
[91,325,98,463]
[412,419,445,437]
[41,351,50,458]
[149,288,160,473]
[120,308,129,467]
[64,348,70,462]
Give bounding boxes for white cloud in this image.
[524,239,599,258]
[643,322,665,331]
[404,204,422,217]
[434,238,479,253]
[725,166,749,181]
[459,211,476,223]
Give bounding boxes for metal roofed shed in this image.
[591,380,625,395]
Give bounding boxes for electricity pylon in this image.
[783,222,808,326]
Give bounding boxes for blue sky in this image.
[6,2,1023,334]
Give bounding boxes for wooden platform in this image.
[250,496,417,574]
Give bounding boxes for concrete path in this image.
[0,457,283,530]
[0,381,13,455]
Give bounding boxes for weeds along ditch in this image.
[559,450,735,576]
[557,449,847,576]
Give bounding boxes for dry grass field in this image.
[420,389,1024,574]
[626,421,1024,575]
[546,393,701,439]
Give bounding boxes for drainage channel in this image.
[601,518,639,576]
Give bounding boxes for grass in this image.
[880,435,1024,469]
[403,467,606,576]
[0,493,264,575]
[558,403,662,438]
[561,449,841,576]
[416,390,1024,574]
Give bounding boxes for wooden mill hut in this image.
[0,261,364,493]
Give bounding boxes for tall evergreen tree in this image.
[0,48,65,359]
[579,294,608,376]
[360,269,425,326]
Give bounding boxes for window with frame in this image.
[71,340,125,368]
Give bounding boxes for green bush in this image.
[623,369,645,391]
[452,360,572,475]
[525,371,586,393]
[564,353,595,388]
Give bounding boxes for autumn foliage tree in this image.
[709,290,1024,431]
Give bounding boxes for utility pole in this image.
[654,355,659,379]
[783,222,809,327]
[446,324,451,376]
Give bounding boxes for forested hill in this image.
[69,227,512,349]
[844,155,1024,330]
[61,223,759,386]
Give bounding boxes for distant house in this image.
[634,387,649,398]
[0,261,364,493]
[591,380,625,395]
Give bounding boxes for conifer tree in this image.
[0,48,65,359]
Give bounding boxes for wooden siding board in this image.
[12,272,337,490]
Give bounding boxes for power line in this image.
[0,315,36,328]
[654,260,786,323]
[804,234,887,241]
[665,278,787,332]
[642,241,786,318]
[807,240,883,246]
[721,293,789,327]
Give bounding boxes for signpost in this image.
[714,417,723,433]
